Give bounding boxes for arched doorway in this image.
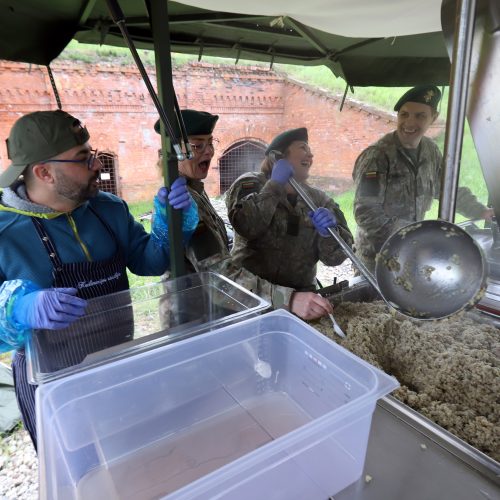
[97,151,120,196]
[218,140,267,194]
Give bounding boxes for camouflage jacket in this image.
[173,179,301,310]
[183,179,229,272]
[353,132,487,270]
[226,172,353,292]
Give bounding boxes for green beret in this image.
[394,85,441,112]
[154,109,219,136]
[265,127,308,155]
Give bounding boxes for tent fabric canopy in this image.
[179,0,443,38]
[0,0,450,86]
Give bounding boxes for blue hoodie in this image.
[0,184,198,351]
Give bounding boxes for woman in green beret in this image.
[226,128,354,320]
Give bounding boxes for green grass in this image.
[127,201,162,288]
[59,41,255,68]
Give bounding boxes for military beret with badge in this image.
[394,85,441,112]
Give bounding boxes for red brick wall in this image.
[0,61,444,201]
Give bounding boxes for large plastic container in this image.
[26,272,268,384]
[37,309,398,500]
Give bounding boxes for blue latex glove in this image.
[271,159,294,185]
[309,208,337,237]
[157,177,191,211]
[12,288,87,330]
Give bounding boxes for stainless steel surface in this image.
[462,219,500,277]
[439,0,477,222]
[476,279,500,316]
[442,0,500,222]
[376,220,488,319]
[460,220,500,316]
[335,396,500,500]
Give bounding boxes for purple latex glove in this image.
[309,207,337,237]
[12,288,87,330]
[157,177,191,211]
[270,159,294,185]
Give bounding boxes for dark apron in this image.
[12,207,130,450]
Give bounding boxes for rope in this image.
[46,66,62,110]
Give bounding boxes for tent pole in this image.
[150,0,186,277]
[439,0,477,222]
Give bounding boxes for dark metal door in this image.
[219,140,266,194]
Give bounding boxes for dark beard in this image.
[54,170,99,204]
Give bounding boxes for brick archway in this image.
[218,139,267,194]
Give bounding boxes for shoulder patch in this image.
[237,179,260,201]
[359,171,381,197]
[241,181,257,189]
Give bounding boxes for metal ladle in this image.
[288,178,488,320]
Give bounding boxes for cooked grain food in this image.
[311,301,500,461]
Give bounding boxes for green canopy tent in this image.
[0,0,452,275]
[0,1,450,86]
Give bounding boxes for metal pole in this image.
[439,0,477,222]
[150,0,186,277]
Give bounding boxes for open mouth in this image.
[300,161,311,168]
[402,127,418,135]
[198,160,210,173]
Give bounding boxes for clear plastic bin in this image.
[37,309,399,500]
[26,272,268,384]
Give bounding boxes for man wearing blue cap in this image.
[353,85,493,272]
[0,110,198,449]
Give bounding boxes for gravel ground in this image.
[0,197,353,499]
[0,430,37,500]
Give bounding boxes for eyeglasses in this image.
[188,138,219,154]
[41,149,101,170]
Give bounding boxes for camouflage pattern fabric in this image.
[226,172,353,293]
[161,178,300,317]
[353,132,488,271]
[183,178,229,272]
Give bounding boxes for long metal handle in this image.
[105,0,187,161]
[288,177,382,295]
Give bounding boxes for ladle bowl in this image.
[375,220,488,319]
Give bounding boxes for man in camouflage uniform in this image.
[226,128,354,320]
[155,112,322,318]
[353,85,493,272]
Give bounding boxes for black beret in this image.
[265,127,308,155]
[154,109,219,135]
[394,85,441,112]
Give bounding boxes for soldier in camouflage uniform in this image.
[226,128,354,320]
[156,110,228,273]
[155,112,317,318]
[353,85,493,272]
